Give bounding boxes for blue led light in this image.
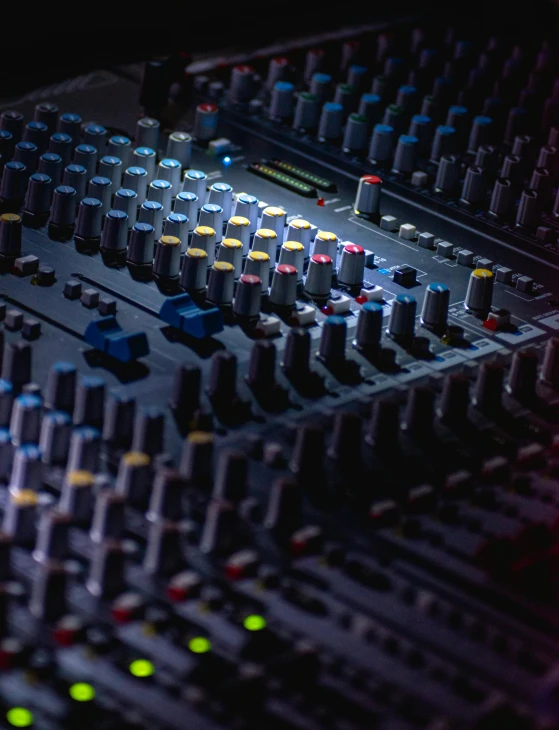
[222,156,232,167]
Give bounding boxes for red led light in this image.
[321,305,334,315]
[482,318,498,331]
[317,197,325,206]
[198,103,217,113]
[355,295,367,304]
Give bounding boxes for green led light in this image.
[69,682,96,702]
[6,708,33,728]
[243,614,267,632]
[188,636,212,654]
[129,659,155,678]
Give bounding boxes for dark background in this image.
[0,0,556,96]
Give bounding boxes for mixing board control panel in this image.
[0,14,556,730]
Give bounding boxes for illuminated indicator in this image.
[6,708,33,728]
[243,614,267,631]
[265,159,337,192]
[188,636,211,654]
[247,163,316,198]
[222,156,232,166]
[129,659,155,677]
[69,683,96,702]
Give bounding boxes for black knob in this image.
[290,425,325,479]
[33,509,71,562]
[327,411,362,467]
[131,406,165,456]
[366,397,400,451]
[102,391,135,448]
[507,348,538,401]
[29,563,67,620]
[438,373,470,423]
[212,449,248,502]
[146,469,184,521]
[247,340,277,392]
[264,477,301,534]
[90,491,125,543]
[208,351,238,406]
[180,431,214,486]
[474,361,504,412]
[402,386,435,438]
[2,341,31,391]
[199,499,236,554]
[144,520,183,576]
[86,539,126,598]
[170,362,201,416]
[283,328,311,376]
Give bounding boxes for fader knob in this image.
[465,268,494,315]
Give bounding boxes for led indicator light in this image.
[6,708,33,728]
[129,659,155,677]
[243,614,267,631]
[222,156,232,166]
[188,636,212,654]
[69,683,96,702]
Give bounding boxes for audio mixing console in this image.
[0,12,556,730]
